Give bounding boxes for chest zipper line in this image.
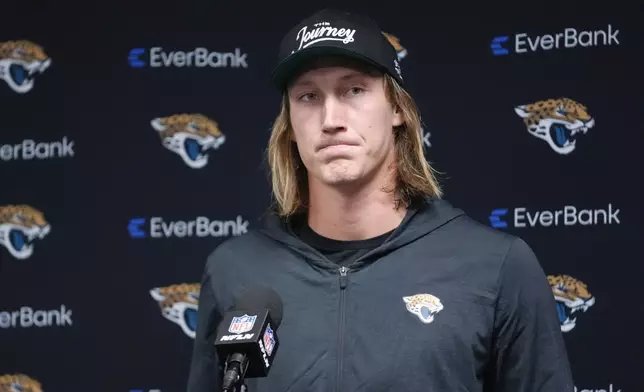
[336,266,349,392]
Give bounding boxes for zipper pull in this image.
[339,266,349,289]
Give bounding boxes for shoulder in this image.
[421,200,545,294]
[420,198,520,254]
[446,213,550,304]
[199,229,279,308]
[445,214,550,311]
[434,207,525,263]
[203,229,273,272]
[448,213,542,275]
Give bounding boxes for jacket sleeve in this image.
[490,238,575,392]
[186,268,224,392]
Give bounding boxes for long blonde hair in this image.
[266,71,442,218]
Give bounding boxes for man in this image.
[187,8,574,392]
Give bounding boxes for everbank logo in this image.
[128,216,249,239]
[0,305,72,328]
[489,204,620,229]
[128,47,248,68]
[491,24,619,56]
[0,137,75,161]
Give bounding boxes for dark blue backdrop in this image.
[1,1,642,391]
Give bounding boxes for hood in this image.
[258,197,466,271]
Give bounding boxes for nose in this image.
[321,96,346,134]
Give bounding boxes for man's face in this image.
[287,64,403,189]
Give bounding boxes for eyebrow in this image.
[290,79,314,89]
[291,72,369,89]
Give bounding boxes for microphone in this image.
[214,287,283,392]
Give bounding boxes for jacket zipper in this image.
[336,266,349,392]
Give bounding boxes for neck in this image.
[306,169,407,241]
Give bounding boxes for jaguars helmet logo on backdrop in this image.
[0,205,50,260]
[0,40,51,94]
[382,32,407,60]
[150,283,200,338]
[150,113,226,169]
[514,98,595,155]
[0,373,42,392]
[548,274,595,332]
[403,293,444,324]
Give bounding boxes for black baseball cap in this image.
[271,8,404,91]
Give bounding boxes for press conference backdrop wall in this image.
[1,1,642,391]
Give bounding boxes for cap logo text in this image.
[293,22,356,53]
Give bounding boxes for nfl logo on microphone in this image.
[263,324,276,356]
[228,314,257,334]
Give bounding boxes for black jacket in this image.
[187,198,574,392]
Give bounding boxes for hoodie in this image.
[186,197,574,392]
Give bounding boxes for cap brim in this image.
[271,46,390,91]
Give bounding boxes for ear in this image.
[150,118,166,132]
[514,105,530,118]
[149,288,165,301]
[392,105,404,127]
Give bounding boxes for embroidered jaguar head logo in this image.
[403,293,444,324]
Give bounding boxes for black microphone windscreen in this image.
[232,287,284,329]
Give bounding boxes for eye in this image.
[298,92,318,101]
[11,382,25,392]
[556,105,568,116]
[188,121,200,130]
[346,86,365,96]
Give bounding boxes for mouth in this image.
[420,306,436,320]
[555,296,595,327]
[549,121,593,149]
[183,307,198,331]
[9,63,34,86]
[185,139,206,161]
[184,136,225,161]
[9,229,35,252]
[9,59,50,87]
[317,141,359,152]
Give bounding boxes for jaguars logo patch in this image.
[514,97,595,155]
[403,293,444,324]
[0,205,51,260]
[150,283,200,338]
[151,113,226,169]
[548,274,595,332]
[0,373,43,392]
[382,32,407,61]
[0,40,51,94]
